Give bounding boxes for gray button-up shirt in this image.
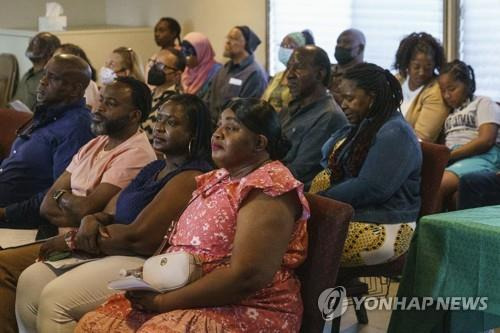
[208,55,268,124]
[279,94,347,189]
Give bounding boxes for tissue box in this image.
[38,16,67,31]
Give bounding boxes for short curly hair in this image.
[393,32,445,77]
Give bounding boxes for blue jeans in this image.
[458,171,500,209]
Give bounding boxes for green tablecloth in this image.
[388,206,500,333]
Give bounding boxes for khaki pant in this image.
[0,243,41,333]
[16,255,145,333]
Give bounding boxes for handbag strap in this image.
[154,172,231,255]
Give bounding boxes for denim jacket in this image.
[319,112,422,223]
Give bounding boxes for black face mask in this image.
[147,65,166,86]
[334,46,355,65]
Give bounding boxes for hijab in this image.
[181,32,219,94]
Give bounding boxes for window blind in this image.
[460,0,500,101]
[268,0,443,74]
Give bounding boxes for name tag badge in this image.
[229,77,243,86]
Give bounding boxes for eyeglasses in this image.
[181,41,197,57]
[152,61,178,73]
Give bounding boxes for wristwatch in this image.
[52,189,68,204]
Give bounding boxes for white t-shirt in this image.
[444,95,500,149]
[400,78,423,117]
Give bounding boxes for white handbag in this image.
[143,251,202,291]
[108,251,202,293]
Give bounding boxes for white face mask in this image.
[278,47,294,66]
[99,66,117,85]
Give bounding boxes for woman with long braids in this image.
[310,63,422,267]
[395,32,449,142]
[437,60,500,211]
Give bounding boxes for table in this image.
[388,206,500,333]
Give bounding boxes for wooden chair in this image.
[0,108,32,160]
[332,141,451,331]
[0,53,19,108]
[297,193,353,333]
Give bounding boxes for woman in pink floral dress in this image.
[76,98,310,332]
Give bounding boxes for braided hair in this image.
[394,32,445,77]
[159,17,182,46]
[328,63,403,182]
[440,59,476,101]
[164,94,212,162]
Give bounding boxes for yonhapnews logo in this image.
[318,286,488,321]
[318,286,349,320]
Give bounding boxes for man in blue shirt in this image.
[0,54,94,237]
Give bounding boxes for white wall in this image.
[0,0,108,75]
[0,0,267,77]
[0,0,106,29]
[105,0,268,68]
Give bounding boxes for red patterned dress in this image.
[76,161,309,332]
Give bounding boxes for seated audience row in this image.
[1,74,157,331]
[16,94,213,332]
[2,15,500,333]
[74,98,309,332]
[2,64,421,333]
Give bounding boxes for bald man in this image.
[330,28,366,105]
[0,54,94,239]
[12,32,61,111]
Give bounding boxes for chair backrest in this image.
[0,108,32,160]
[297,193,353,333]
[0,53,19,108]
[419,141,450,218]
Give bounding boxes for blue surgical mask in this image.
[278,47,294,66]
